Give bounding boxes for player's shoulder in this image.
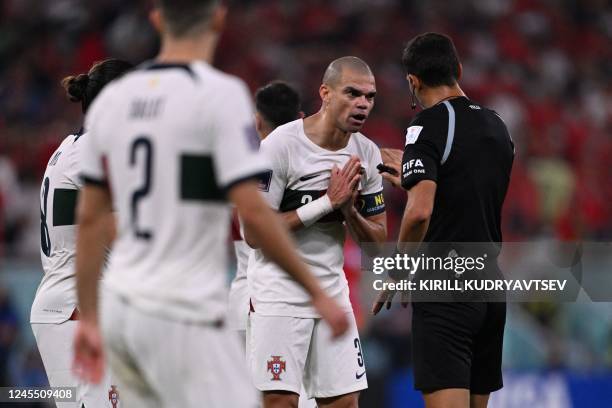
[192,62,250,95]
[262,119,303,147]
[351,131,380,158]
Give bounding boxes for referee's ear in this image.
[457,63,463,81]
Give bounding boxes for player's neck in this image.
[420,84,466,109]
[157,34,218,64]
[303,112,351,151]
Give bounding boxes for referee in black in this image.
[373,32,514,408]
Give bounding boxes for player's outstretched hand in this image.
[73,319,105,384]
[371,278,410,315]
[378,148,403,188]
[327,156,362,209]
[312,294,349,338]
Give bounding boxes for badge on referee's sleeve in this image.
[405,126,423,145]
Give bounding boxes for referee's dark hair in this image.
[255,81,301,128]
[61,59,133,113]
[154,0,220,37]
[401,32,461,87]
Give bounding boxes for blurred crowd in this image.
[0,0,611,400]
[1,0,611,257]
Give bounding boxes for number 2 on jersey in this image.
[130,137,154,240]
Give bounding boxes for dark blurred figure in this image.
[0,286,19,386]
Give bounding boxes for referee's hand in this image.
[371,278,409,315]
[73,320,105,384]
[379,148,403,188]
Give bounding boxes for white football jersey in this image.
[31,133,84,323]
[248,119,385,318]
[80,61,267,323]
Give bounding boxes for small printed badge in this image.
[267,356,286,381]
[108,385,119,408]
[405,126,423,145]
[258,170,273,192]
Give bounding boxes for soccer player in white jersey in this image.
[71,1,348,407]
[248,57,388,408]
[229,80,303,336]
[31,59,133,408]
[229,81,315,408]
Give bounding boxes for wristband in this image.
[296,195,333,227]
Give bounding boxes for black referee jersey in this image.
[401,96,514,244]
[400,96,515,393]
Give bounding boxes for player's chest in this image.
[285,150,369,191]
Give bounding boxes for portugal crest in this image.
[267,356,286,381]
[108,385,119,408]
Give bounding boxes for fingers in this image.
[341,156,361,178]
[74,348,104,383]
[330,313,349,338]
[380,148,402,165]
[372,301,383,315]
[381,172,400,188]
[73,324,105,384]
[349,174,361,191]
[371,290,391,315]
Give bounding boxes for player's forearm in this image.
[281,211,306,231]
[75,186,113,323]
[75,219,109,322]
[343,208,387,254]
[242,207,326,300]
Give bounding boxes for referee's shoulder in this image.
[411,102,447,126]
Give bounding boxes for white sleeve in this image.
[257,133,288,210]
[66,135,84,189]
[363,144,384,195]
[210,81,268,190]
[80,100,108,186]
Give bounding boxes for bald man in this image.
[247,57,387,408]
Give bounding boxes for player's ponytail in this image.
[62,74,89,103]
[61,59,134,113]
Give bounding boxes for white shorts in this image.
[101,290,259,408]
[247,312,368,399]
[31,321,118,408]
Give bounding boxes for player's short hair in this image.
[255,81,301,129]
[322,56,373,87]
[154,0,220,37]
[401,32,460,87]
[61,59,133,113]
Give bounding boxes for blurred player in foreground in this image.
[72,1,348,407]
[248,57,387,408]
[31,58,132,408]
[373,33,514,408]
